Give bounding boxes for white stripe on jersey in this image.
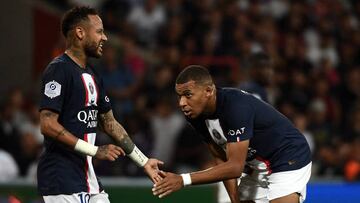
[205,119,227,150]
[84,133,100,194]
[81,73,98,107]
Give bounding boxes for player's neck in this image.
[204,90,217,116]
[65,48,87,69]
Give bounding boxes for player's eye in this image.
[185,93,192,98]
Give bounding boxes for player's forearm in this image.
[187,143,241,185]
[98,111,137,153]
[99,110,149,166]
[190,161,243,185]
[99,114,135,153]
[183,142,247,186]
[40,109,98,156]
[214,157,239,202]
[105,121,149,166]
[40,110,78,147]
[223,179,239,202]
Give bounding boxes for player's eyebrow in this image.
[176,89,190,96]
[180,90,192,96]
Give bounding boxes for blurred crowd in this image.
[0,0,359,183]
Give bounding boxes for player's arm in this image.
[40,109,124,161]
[98,110,164,182]
[153,140,248,198]
[208,142,240,203]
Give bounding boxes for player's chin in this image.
[184,112,198,119]
[93,51,103,58]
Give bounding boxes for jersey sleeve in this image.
[225,103,255,142]
[39,63,67,113]
[97,76,112,114]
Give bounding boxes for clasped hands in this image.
[94,144,181,198]
[151,170,184,198]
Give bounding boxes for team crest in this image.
[81,73,98,106]
[89,82,94,94]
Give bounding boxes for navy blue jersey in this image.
[239,81,268,102]
[38,54,111,195]
[188,88,311,174]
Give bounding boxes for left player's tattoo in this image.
[40,110,58,119]
[55,128,68,140]
[99,110,135,154]
[97,145,108,156]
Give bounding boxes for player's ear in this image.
[74,26,85,40]
[205,85,215,97]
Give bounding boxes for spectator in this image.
[0,149,19,182]
[127,0,166,48]
[99,45,136,121]
[150,96,185,170]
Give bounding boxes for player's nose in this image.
[179,96,187,107]
[102,33,108,41]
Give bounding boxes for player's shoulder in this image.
[217,87,256,113]
[43,55,72,75]
[220,87,253,104]
[220,87,247,95]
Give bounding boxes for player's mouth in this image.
[98,42,104,53]
[183,110,191,116]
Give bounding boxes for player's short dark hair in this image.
[61,6,98,37]
[176,65,213,85]
[249,52,270,69]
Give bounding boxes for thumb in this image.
[157,160,164,165]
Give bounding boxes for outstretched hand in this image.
[95,144,125,161]
[144,158,164,183]
[152,171,184,198]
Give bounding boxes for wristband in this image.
[128,145,149,167]
[74,139,98,156]
[180,173,192,186]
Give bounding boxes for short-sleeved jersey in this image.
[239,81,268,102]
[188,88,311,174]
[38,54,111,195]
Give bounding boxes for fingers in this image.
[106,145,125,161]
[153,175,162,183]
[152,183,164,196]
[152,183,172,198]
[115,146,125,156]
[107,151,117,161]
[112,149,121,156]
[151,174,163,183]
[109,144,125,156]
[96,145,125,161]
[158,190,172,198]
[159,170,167,178]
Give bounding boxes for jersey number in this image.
[78,193,90,203]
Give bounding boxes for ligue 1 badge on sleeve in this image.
[45,80,61,99]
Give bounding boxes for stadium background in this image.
[0,0,359,202]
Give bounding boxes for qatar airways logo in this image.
[77,109,98,128]
[228,127,245,136]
